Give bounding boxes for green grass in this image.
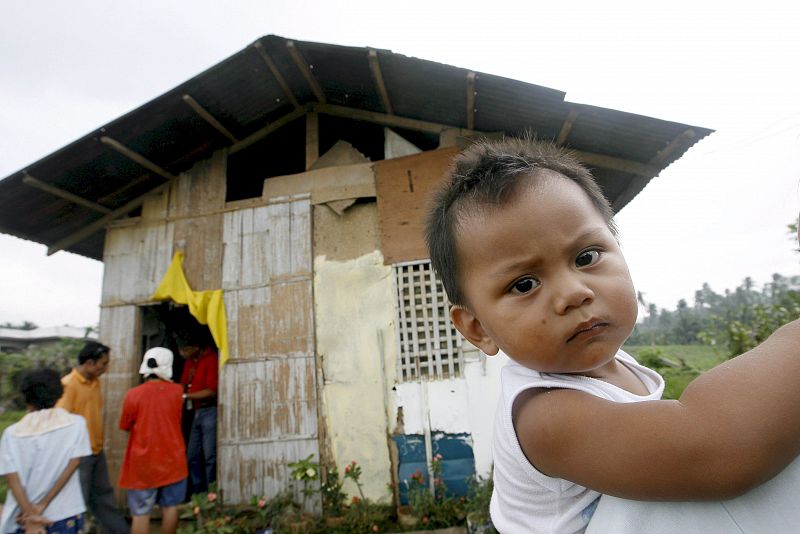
[623,345,726,399]
[0,410,24,502]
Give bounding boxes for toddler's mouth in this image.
[567,320,609,342]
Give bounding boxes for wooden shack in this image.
[0,35,711,505]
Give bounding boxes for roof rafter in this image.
[100,137,178,181]
[46,137,181,255]
[573,149,661,177]
[368,49,393,115]
[253,40,300,109]
[650,129,696,166]
[182,94,239,143]
[47,181,170,256]
[286,40,326,104]
[610,128,698,212]
[466,71,476,131]
[557,109,579,145]
[314,102,476,136]
[22,174,111,214]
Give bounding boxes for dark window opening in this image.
[139,303,216,388]
[225,117,305,202]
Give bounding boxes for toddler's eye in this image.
[575,250,600,267]
[511,276,540,294]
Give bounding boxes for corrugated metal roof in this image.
[0,34,712,260]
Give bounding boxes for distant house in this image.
[0,326,96,353]
[0,35,710,506]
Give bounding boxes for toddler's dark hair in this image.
[425,136,616,307]
[20,368,64,410]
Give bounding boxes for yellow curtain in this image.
[151,251,230,366]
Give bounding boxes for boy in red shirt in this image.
[119,347,187,534]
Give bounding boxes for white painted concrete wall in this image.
[392,348,509,478]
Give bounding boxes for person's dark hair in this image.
[77,341,110,365]
[425,136,617,307]
[20,368,63,410]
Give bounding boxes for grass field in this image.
[623,344,727,399]
[0,410,24,502]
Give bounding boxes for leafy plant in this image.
[288,454,321,510]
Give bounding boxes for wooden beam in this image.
[253,40,300,109]
[47,182,170,256]
[229,107,306,155]
[182,94,238,143]
[571,149,661,177]
[100,137,178,181]
[649,129,696,165]
[315,103,470,136]
[466,71,476,131]
[286,40,326,104]
[22,174,111,214]
[368,49,393,115]
[556,109,579,145]
[306,111,318,170]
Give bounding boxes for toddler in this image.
[425,137,800,533]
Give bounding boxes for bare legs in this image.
[130,507,178,534]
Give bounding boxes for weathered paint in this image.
[314,250,398,501]
[392,350,509,478]
[394,432,475,503]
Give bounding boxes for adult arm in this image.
[516,318,800,501]
[185,389,216,400]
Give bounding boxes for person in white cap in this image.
[118,348,188,534]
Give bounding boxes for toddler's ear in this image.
[450,305,499,356]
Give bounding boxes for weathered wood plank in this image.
[374,147,460,264]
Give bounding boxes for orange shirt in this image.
[118,380,187,489]
[56,369,104,455]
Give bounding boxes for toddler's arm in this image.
[514,318,800,500]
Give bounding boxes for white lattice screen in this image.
[394,260,464,381]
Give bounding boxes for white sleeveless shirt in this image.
[490,350,664,534]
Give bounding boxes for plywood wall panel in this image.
[219,197,319,504]
[173,212,223,291]
[102,222,175,304]
[219,438,319,505]
[98,305,140,497]
[224,283,313,360]
[373,147,460,264]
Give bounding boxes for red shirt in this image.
[118,380,187,489]
[179,347,219,410]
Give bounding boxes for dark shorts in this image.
[127,478,187,515]
[13,513,84,534]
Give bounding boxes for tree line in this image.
[629,273,800,357]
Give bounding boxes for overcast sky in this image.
[1,1,799,328]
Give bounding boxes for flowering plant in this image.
[287,454,321,509]
[343,460,366,501]
[404,453,466,528]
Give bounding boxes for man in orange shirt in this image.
[58,341,130,534]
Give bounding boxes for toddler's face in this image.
[450,174,637,376]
